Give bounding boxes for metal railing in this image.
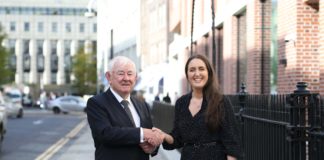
[151,82,324,160]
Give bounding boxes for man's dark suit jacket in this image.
[87,89,157,160]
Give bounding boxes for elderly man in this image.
[87,56,162,160]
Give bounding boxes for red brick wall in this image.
[222,17,236,94]
[320,0,324,95]
[231,16,239,93]
[168,0,324,95]
[245,0,271,94]
[277,0,320,94]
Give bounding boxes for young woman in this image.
[153,54,243,160]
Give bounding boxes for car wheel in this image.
[53,107,61,114]
[17,108,24,118]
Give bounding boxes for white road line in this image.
[35,119,87,160]
[33,120,43,125]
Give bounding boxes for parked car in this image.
[5,89,22,103]
[47,96,87,114]
[0,100,8,151]
[22,94,33,107]
[2,95,23,118]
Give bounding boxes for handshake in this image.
[140,127,166,154]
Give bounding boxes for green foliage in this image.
[0,25,14,85]
[71,47,97,95]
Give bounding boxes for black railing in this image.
[150,82,324,160]
[233,82,324,160]
[151,101,175,134]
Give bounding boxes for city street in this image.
[50,120,181,160]
[0,108,86,160]
[0,108,180,160]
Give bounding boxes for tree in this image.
[71,47,97,95]
[0,25,14,85]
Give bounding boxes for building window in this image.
[203,34,209,58]
[79,23,85,33]
[78,40,85,48]
[8,39,15,53]
[36,40,44,72]
[24,22,30,32]
[22,39,30,72]
[236,12,247,92]
[38,22,43,32]
[65,22,71,33]
[64,40,71,83]
[8,39,16,71]
[51,73,57,84]
[216,27,224,91]
[50,40,58,73]
[93,23,97,33]
[52,22,57,32]
[5,7,10,14]
[10,21,16,32]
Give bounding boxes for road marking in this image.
[35,119,87,160]
[33,120,43,125]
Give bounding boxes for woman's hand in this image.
[227,155,237,160]
[152,127,174,144]
[152,127,166,141]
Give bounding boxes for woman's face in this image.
[187,58,208,91]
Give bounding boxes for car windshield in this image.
[6,93,21,99]
[75,97,85,102]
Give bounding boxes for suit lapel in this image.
[105,89,135,126]
[130,97,145,126]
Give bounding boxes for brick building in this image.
[168,0,324,95]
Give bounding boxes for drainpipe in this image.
[260,0,266,94]
[211,0,216,68]
[110,29,114,59]
[190,0,196,56]
[237,15,241,92]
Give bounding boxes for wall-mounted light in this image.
[279,59,287,67]
[284,33,296,43]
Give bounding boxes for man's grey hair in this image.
[108,56,137,73]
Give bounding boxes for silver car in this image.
[47,96,87,114]
[2,95,24,118]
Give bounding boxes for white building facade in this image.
[96,0,140,92]
[0,0,96,87]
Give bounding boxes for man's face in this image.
[106,61,137,98]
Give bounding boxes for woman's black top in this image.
[162,93,243,160]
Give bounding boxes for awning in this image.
[134,63,169,91]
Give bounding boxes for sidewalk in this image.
[52,123,180,160]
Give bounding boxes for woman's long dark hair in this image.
[185,54,224,132]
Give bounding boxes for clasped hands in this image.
[139,127,165,154]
